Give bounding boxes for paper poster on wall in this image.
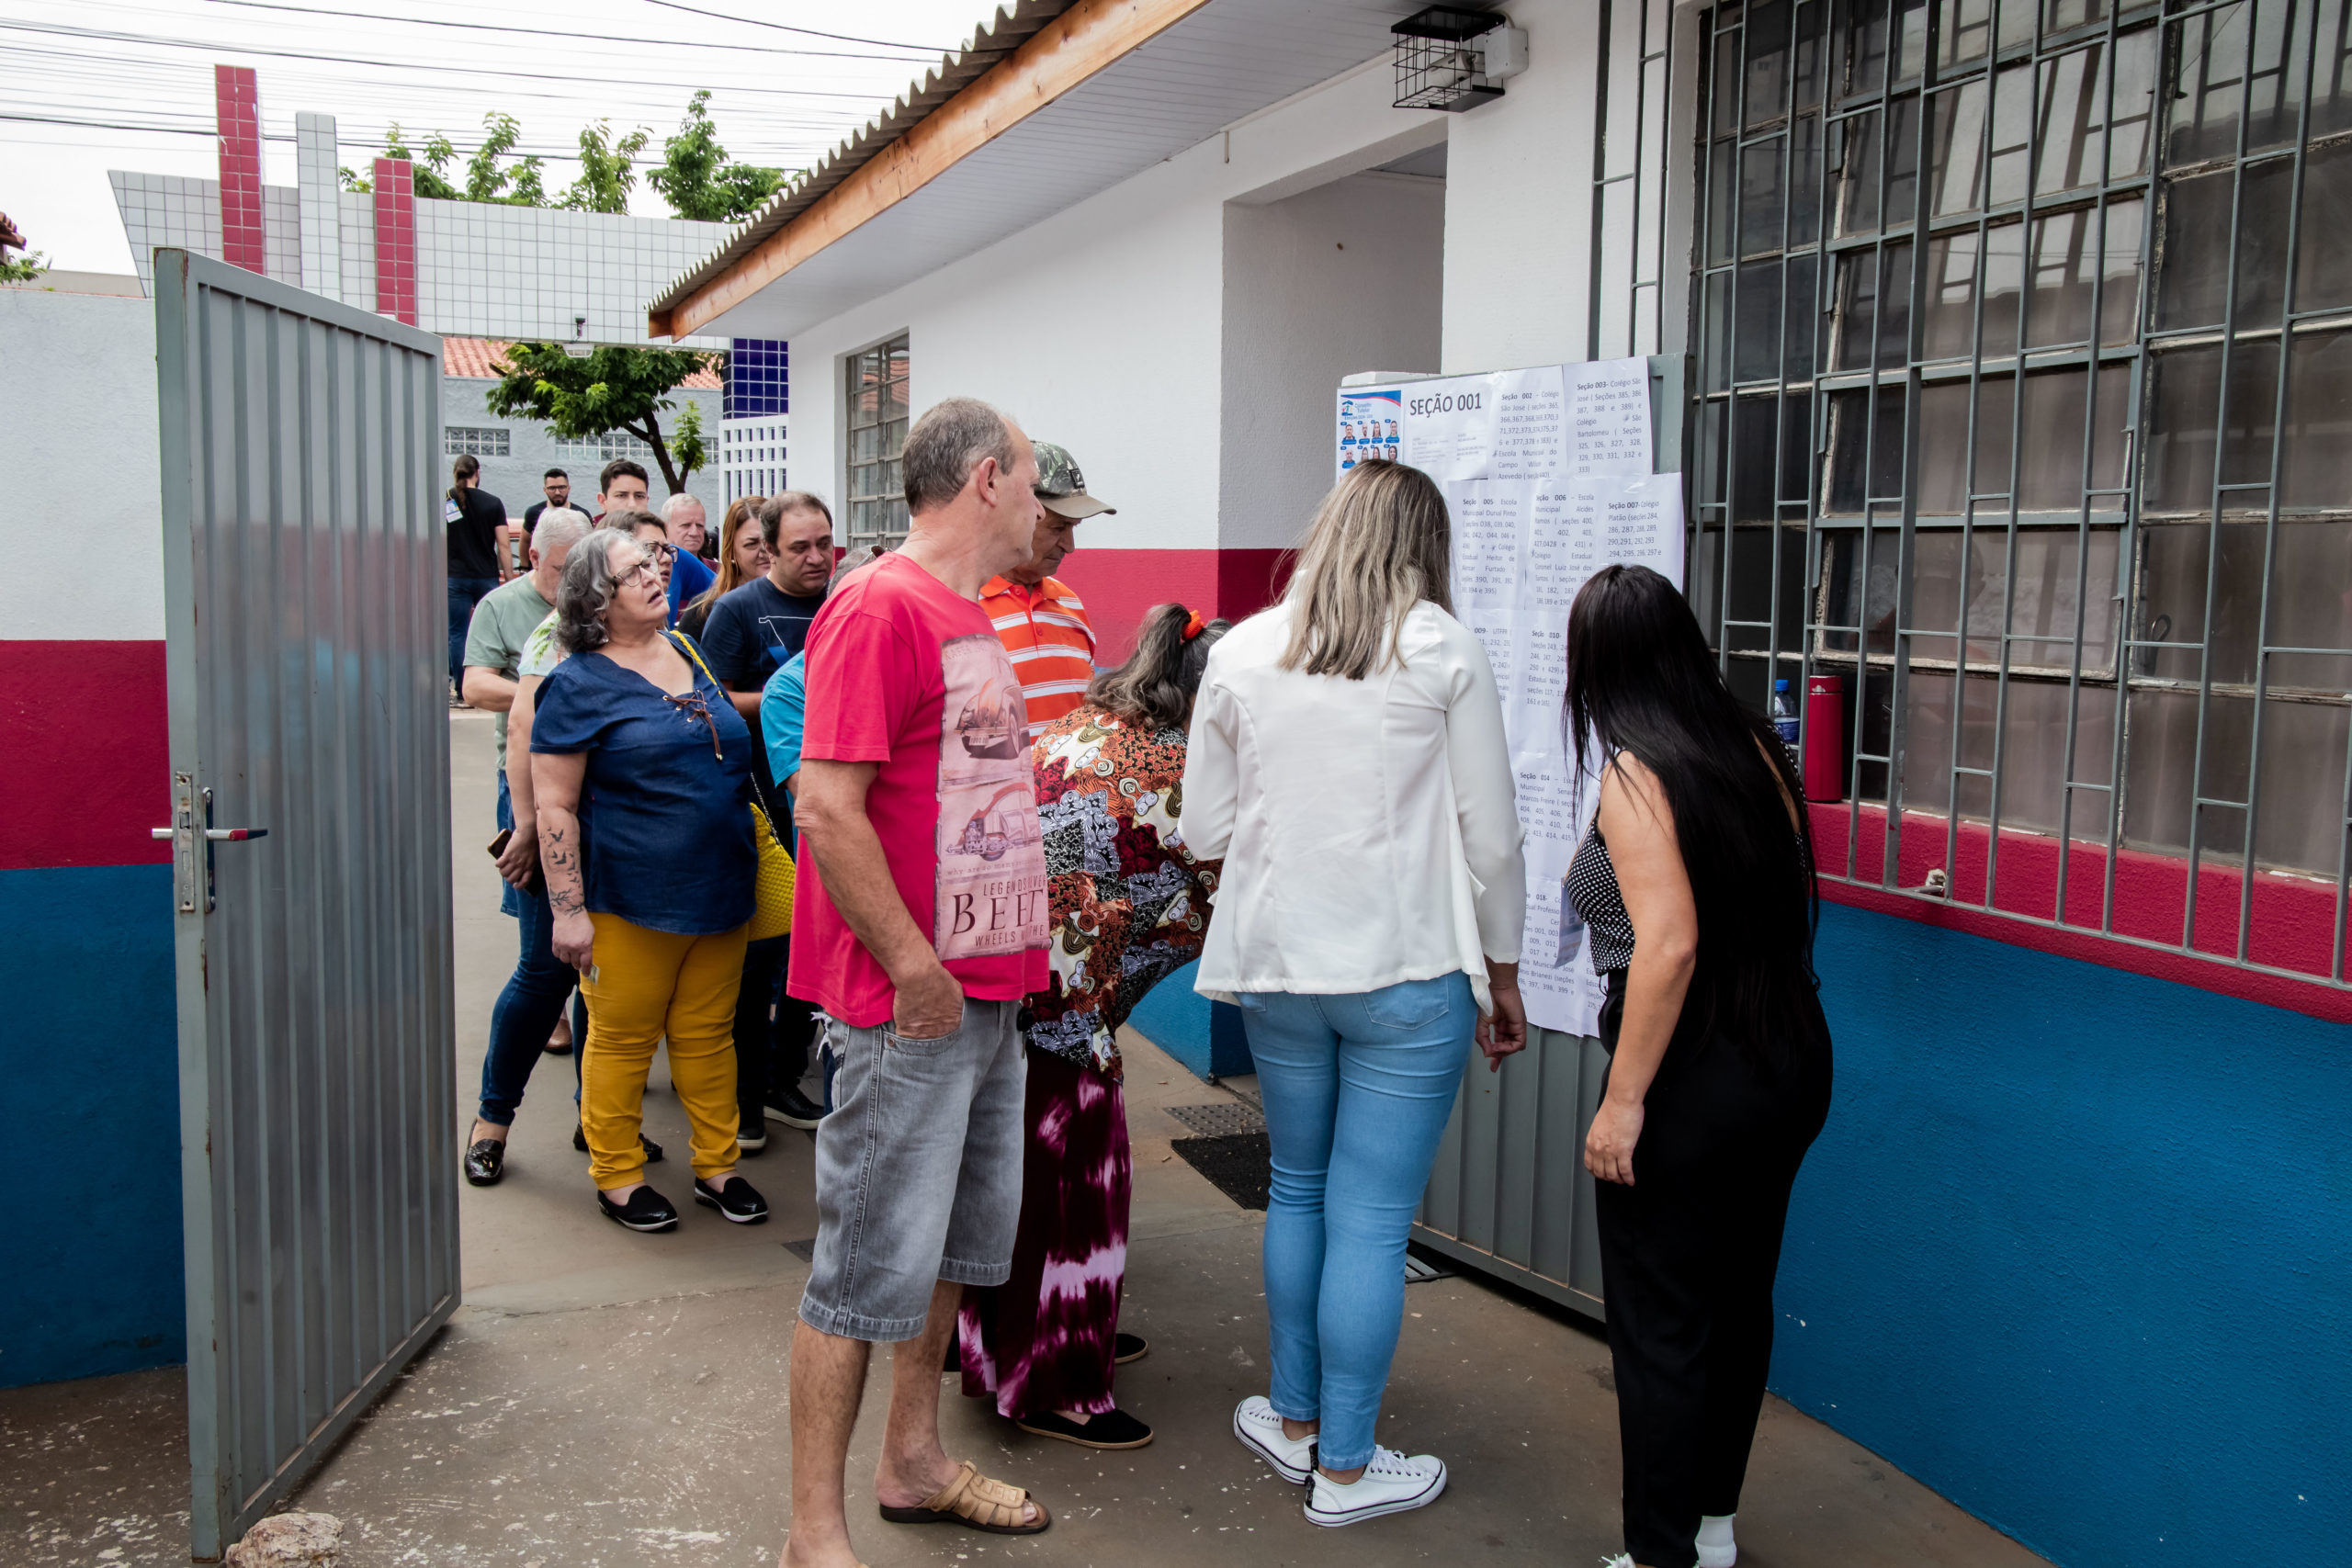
[1333,358,1682,1038]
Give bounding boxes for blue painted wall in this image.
[0,864,184,1388]
[1125,960,1254,1079]
[1776,902,2349,1566]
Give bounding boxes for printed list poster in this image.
[1334,358,1681,1037]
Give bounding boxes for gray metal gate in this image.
[153,249,458,1560]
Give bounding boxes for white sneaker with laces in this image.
[1303,1444,1448,1526]
[1231,1395,1316,1483]
[1697,1512,1737,1566]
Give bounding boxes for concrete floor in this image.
[2,711,2052,1568]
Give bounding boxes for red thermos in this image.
[1804,674,1845,803]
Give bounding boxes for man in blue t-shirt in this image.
[700,491,832,812]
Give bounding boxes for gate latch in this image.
[150,777,268,914]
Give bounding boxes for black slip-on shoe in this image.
[574,1122,664,1163]
[693,1175,769,1224]
[1016,1406,1155,1450]
[736,1119,769,1154]
[1114,1332,1148,1364]
[463,1138,506,1187]
[595,1185,678,1233]
[763,1087,826,1130]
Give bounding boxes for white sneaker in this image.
[1303,1444,1447,1526]
[1601,1557,1636,1568]
[1697,1512,1737,1567]
[1231,1395,1315,1483]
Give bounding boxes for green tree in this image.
[564,120,652,215]
[0,250,46,284]
[649,90,786,221]
[464,113,548,207]
[486,342,716,496]
[344,116,548,205]
[670,400,709,482]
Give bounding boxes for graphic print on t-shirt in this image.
[934,631,1048,960]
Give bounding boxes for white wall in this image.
[0,289,164,639]
[1219,172,1445,550]
[783,58,1453,559]
[1442,0,1607,374]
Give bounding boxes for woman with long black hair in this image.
[1563,563,1834,1568]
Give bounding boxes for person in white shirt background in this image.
[1180,457,1528,1529]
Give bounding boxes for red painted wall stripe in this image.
[1050,547,1293,660]
[213,65,266,276]
[373,157,417,326]
[1,642,171,873]
[1813,802,2352,1024]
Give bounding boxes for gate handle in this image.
[151,827,269,840]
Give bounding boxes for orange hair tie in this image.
[1181,609,1206,641]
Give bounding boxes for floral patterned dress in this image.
[1023,708,1221,1078]
[956,704,1221,1420]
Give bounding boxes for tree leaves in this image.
[486,342,718,494]
[647,89,786,223]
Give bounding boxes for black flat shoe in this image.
[1114,1332,1148,1364]
[1015,1406,1154,1450]
[463,1138,506,1187]
[737,1120,769,1154]
[596,1185,678,1232]
[573,1122,664,1163]
[693,1175,769,1224]
[763,1086,826,1130]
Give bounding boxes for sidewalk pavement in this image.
[1,711,2053,1568]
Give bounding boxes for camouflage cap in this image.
[1031,440,1116,519]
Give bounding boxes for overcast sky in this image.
[2,0,1003,274]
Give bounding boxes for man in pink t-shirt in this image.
[784,398,1054,1562]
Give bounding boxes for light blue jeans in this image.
[1242,973,1475,1470]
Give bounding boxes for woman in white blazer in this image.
[1182,459,1527,1528]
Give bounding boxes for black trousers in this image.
[732,933,815,1127]
[1595,978,1832,1568]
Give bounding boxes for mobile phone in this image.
[488,827,513,858]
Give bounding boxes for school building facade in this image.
[649,2,2351,1564]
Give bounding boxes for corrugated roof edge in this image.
[645,0,1080,327]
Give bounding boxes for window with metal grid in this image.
[844,334,910,553]
[442,425,510,457]
[1688,0,2352,987]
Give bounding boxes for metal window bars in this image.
[441,424,510,457]
[1685,0,2352,991]
[844,334,910,556]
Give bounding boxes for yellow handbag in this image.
[672,632,795,939]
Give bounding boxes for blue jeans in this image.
[1243,973,1475,1471]
[449,574,498,689]
[479,773,584,1125]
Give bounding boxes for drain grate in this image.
[1166,1101,1266,1137]
[1170,1132,1271,1211]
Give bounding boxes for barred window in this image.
[1688,0,2352,987]
[552,431,654,462]
[443,425,510,457]
[845,335,910,553]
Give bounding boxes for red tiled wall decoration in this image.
[373,157,417,325]
[213,64,266,275]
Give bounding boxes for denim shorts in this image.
[797,997,1027,1342]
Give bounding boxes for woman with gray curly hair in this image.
[530,525,769,1234]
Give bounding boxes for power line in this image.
[197,0,946,60]
[0,18,916,96]
[0,108,842,160]
[632,0,957,54]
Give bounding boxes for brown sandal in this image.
[877,1461,1050,1535]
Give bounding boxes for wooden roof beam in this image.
[650,0,1214,342]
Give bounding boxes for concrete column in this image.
[212,64,266,276]
[295,113,342,302]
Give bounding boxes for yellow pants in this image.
[579,913,748,1189]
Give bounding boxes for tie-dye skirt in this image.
[956,1044,1130,1418]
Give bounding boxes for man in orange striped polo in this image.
[980,440,1113,741]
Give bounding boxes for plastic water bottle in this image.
[1771,679,1801,766]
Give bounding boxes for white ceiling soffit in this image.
[684,0,1433,341]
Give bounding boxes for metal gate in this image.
[153,249,458,1560]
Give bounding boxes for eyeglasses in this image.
[616,559,663,591]
[641,541,678,562]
